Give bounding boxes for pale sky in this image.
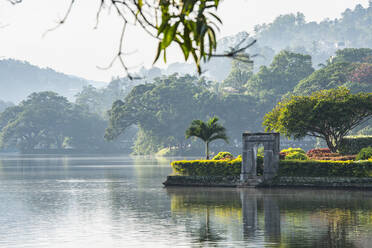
[0,0,369,82]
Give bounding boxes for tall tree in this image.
[185,117,228,159]
[263,87,372,152]
[105,75,214,154]
[0,92,72,151]
[0,91,124,152]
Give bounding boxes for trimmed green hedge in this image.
[172,158,372,178]
[171,158,241,176]
[339,136,372,155]
[212,152,234,160]
[279,160,372,177]
[357,147,372,160]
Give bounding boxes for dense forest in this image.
[103,48,372,155]
[1,4,372,155]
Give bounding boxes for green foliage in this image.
[246,50,314,101]
[280,148,307,160]
[171,157,242,176]
[75,78,137,118]
[293,62,372,95]
[105,75,212,154]
[264,87,372,152]
[221,59,253,91]
[293,62,354,95]
[356,147,372,161]
[212,152,234,160]
[333,48,372,64]
[279,160,372,177]
[0,92,72,151]
[339,136,372,155]
[105,74,259,155]
[285,151,308,160]
[293,50,372,96]
[0,91,125,152]
[185,116,229,159]
[256,153,264,176]
[281,147,306,154]
[154,0,222,73]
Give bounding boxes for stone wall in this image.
[262,176,372,189]
[163,175,240,187]
[164,175,372,189]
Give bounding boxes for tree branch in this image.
[42,0,75,38]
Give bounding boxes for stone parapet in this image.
[164,175,372,189]
[262,176,372,189]
[163,175,240,187]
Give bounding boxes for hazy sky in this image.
[0,0,369,82]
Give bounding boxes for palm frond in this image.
[185,116,228,144]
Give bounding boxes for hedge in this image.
[356,147,372,160]
[339,136,372,155]
[172,158,372,178]
[171,158,242,176]
[212,152,234,160]
[279,160,372,177]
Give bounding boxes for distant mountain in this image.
[0,59,106,103]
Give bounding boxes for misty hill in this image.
[0,59,105,103]
[150,3,372,82]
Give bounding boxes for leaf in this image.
[208,12,222,24]
[180,43,190,60]
[157,20,169,35]
[153,42,162,64]
[162,22,179,48]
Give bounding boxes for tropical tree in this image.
[185,117,228,159]
[263,87,372,152]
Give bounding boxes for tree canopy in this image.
[263,87,372,152]
[293,48,372,96]
[246,50,314,102]
[105,74,259,155]
[0,91,125,152]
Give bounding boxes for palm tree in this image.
[185,116,229,159]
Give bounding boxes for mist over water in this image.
[0,155,371,248]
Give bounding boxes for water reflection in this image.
[0,155,372,247]
[168,187,372,247]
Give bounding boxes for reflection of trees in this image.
[170,188,372,247]
[6,155,372,248]
[192,208,224,245]
[168,188,242,245]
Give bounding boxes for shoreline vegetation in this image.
[164,146,372,188]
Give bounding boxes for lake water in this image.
[1,154,372,247]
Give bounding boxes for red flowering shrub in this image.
[307,148,355,161]
[306,148,331,157]
[310,155,356,161]
[349,63,372,85]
